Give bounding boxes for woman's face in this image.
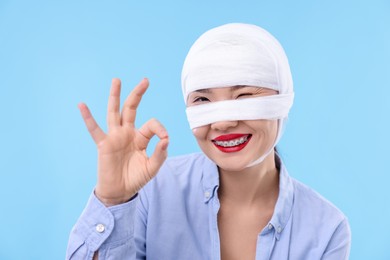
[187,86,278,171]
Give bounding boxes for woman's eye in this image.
[193,97,210,103]
[237,93,253,98]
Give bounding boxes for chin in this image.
[212,157,251,172]
[218,165,247,173]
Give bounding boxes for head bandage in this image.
[181,23,294,166]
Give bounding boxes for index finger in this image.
[78,103,106,144]
[121,78,149,126]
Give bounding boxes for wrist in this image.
[94,189,136,207]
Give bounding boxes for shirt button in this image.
[204,191,210,199]
[277,226,282,233]
[96,224,105,233]
[268,224,273,230]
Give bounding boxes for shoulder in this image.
[290,177,349,237]
[143,152,212,190]
[288,178,351,256]
[162,152,209,173]
[292,178,346,219]
[137,152,214,212]
[157,152,219,181]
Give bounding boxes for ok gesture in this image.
[78,78,169,206]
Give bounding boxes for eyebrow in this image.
[193,85,253,93]
[231,85,252,91]
[193,88,211,93]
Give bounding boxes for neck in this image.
[218,151,280,207]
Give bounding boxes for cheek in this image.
[271,120,279,135]
[266,121,279,142]
[267,120,278,131]
[263,120,278,133]
[248,120,278,137]
[192,126,209,141]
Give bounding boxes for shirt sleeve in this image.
[322,218,352,260]
[66,192,138,260]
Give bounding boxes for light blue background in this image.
[1,0,389,259]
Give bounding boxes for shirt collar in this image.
[200,153,294,239]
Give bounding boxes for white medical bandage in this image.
[181,23,293,103]
[181,23,295,166]
[186,93,294,129]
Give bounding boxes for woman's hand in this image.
[78,78,169,206]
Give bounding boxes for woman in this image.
[67,23,351,260]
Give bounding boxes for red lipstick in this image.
[212,134,252,153]
[213,134,247,141]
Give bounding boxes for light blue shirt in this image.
[66,153,351,259]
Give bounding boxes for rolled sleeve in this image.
[66,192,138,259]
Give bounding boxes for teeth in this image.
[214,136,249,147]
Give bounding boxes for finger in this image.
[107,78,122,129]
[121,78,149,126]
[147,137,169,177]
[137,118,168,150]
[78,103,105,144]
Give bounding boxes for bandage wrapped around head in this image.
[181,23,294,166]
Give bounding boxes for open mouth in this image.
[212,134,252,153]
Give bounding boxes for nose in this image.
[210,120,238,131]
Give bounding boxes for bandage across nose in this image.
[186,93,294,129]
